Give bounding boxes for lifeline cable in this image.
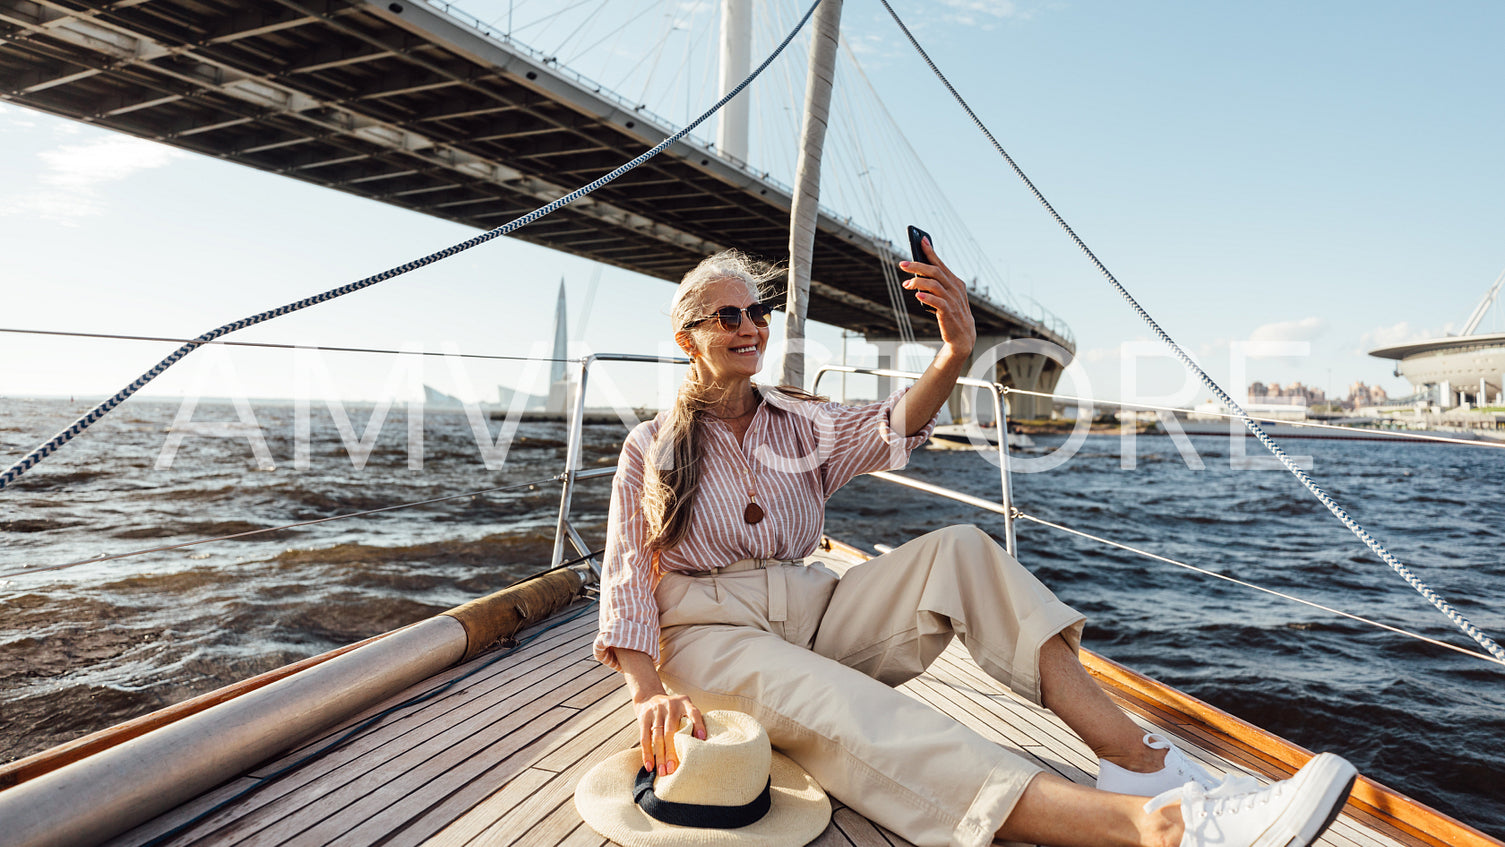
[868,466,1504,666]
[0,0,826,493]
[0,473,573,581]
[878,0,1505,663]
[1011,511,1505,668]
[0,326,579,364]
[1003,386,1505,449]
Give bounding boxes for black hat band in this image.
[632,767,772,829]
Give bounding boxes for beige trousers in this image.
[654,524,1087,847]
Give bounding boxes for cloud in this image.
[1248,316,1327,343]
[843,31,889,58]
[0,105,37,130]
[1356,320,1453,353]
[933,0,1031,27]
[1,135,182,225]
[37,136,181,189]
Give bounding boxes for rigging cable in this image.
[0,0,826,493]
[877,0,1505,663]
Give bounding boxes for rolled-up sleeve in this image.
[592,424,663,670]
[818,385,938,496]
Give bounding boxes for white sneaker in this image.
[1146,752,1358,847]
[1097,733,1223,796]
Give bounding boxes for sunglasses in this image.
[683,302,775,332]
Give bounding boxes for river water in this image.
[3,397,1502,836]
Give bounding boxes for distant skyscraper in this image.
[546,278,572,414]
[550,278,568,386]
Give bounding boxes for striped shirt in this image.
[593,384,938,669]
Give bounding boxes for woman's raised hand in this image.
[901,238,977,359]
[634,692,707,777]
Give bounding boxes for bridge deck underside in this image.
[0,0,1060,344]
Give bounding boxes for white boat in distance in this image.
[1161,417,1493,443]
[930,422,1037,450]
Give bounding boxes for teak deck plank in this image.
[446,717,638,844]
[553,823,610,847]
[832,807,912,847]
[260,614,601,777]
[224,659,608,844]
[108,778,262,847]
[347,691,630,846]
[105,594,1442,847]
[103,624,597,847]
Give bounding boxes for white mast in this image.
[781,0,843,388]
[717,0,752,162]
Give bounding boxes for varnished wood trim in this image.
[0,631,391,791]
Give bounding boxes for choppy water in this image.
[3,397,1503,836]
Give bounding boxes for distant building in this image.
[1246,381,1325,407]
[1369,271,1504,409]
[1345,381,1388,409]
[1371,334,1505,409]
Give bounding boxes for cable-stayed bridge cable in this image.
[0,0,826,493]
[877,0,1505,664]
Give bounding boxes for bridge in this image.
[0,0,1074,413]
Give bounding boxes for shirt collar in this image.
[754,383,803,414]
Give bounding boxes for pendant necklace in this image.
[743,466,763,524]
[740,411,762,523]
[743,463,764,523]
[708,388,762,523]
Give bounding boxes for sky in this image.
[3,0,1504,415]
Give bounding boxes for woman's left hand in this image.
[902,238,976,358]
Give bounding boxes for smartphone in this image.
[907,225,932,264]
[906,225,936,313]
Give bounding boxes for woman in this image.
[593,246,1355,847]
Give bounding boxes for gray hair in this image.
[643,250,784,552]
[669,249,784,332]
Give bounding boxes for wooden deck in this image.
[97,582,1444,847]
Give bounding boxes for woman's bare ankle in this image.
[1100,741,1169,774]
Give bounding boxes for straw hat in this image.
[574,710,830,846]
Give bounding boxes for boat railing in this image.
[550,353,691,577]
[8,345,1497,664]
[14,346,1484,667]
[549,359,1504,671]
[2,345,1497,672]
[545,357,1022,576]
[620,360,1505,669]
[811,364,1020,555]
